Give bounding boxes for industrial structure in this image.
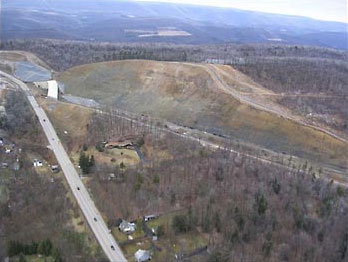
[34,80,59,99]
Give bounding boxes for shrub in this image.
[272,178,281,194]
[172,215,192,233]
[153,174,160,184]
[95,142,105,152]
[157,225,165,237]
[254,193,268,216]
[82,143,88,151]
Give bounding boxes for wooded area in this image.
[85,108,348,262]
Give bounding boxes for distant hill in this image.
[3,0,348,49]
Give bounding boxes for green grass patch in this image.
[112,228,128,242]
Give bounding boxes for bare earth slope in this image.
[57,60,348,173]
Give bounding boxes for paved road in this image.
[0,71,127,262]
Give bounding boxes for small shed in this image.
[143,215,157,222]
[135,250,151,262]
[33,159,43,167]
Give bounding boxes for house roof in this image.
[135,249,151,262]
[105,140,133,148]
[119,220,136,232]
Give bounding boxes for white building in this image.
[47,80,59,99]
[34,80,59,99]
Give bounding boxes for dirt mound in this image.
[58,60,348,172]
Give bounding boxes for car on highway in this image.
[43,119,46,122]
[111,245,115,251]
[94,217,97,222]
[77,187,80,190]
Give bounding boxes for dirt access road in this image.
[205,64,348,144]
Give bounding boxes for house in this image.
[134,249,151,262]
[105,140,133,149]
[118,220,136,234]
[33,159,43,167]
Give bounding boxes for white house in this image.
[118,220,136,234]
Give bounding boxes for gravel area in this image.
[63,94,100,108]
[14,61,51,82]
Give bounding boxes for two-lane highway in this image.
[0,71,127,262]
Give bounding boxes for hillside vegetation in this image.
[5,40,346,135]
[42,98,348,262]
[57,60,348,173]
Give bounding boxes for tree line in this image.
[7,239,62,262]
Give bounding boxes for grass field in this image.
[39,98,92,152]
[57,60,348,174]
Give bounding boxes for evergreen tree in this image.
[255,193,268,216]
[19,253,27,262]
[37,239,52,256]
[52,247,63,262]
[79,152,90,174]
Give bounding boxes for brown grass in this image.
[57,60,348,172]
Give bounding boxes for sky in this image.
[136,0,348,23]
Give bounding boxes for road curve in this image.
[0,71,127,262]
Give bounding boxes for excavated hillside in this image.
[57,60,348,173]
